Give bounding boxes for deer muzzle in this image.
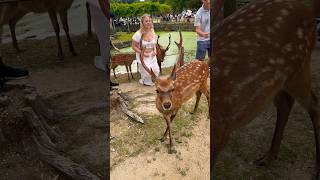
[163,102,172,110]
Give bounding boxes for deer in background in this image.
[0,4,27,53]
[156,34,171,73]
[13,0,77,59]
[140,32,209,153]
[211,0,320,178]
[110,52,135,81]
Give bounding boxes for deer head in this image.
[156,34,171,63]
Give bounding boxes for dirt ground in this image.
[110,81,210,180]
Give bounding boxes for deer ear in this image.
[170,65,177,81]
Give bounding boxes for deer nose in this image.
[163,102,171,109]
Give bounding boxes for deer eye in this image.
[156,90,160,94]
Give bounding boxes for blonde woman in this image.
[132,14,159,86]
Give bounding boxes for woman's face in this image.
[142,16,152,29]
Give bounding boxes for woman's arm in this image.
[132,40,141,54]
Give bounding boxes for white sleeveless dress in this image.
[132,31,160,86]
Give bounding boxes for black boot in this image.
[110,81,119,90]
[0,57,29,80]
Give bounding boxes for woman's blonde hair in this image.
[139,13,155,35]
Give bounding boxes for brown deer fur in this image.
[111,52,135,81]
[211,0,320,178]
[156,34,171,73]
[140,33,209,153]
[14,0,77,59]
[0,5,27,52]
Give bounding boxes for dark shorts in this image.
[196,40,211,60]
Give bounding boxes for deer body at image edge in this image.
[140,31,209,152]
[211,0,320,178]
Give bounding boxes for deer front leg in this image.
[125,65,130,81]
[211,118,229,174]
[9,20,22,53]
[129,65,134,79]
[303,91,320,180]
[160,114,176,142]
[59,10,77,56]
[113,68,117,78]
[255,91,294,166]
[48,10,63,59]
[86,2,92,39]
[191,91,202,114]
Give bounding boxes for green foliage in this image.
[111,2,172,17]
[164,0,202,12]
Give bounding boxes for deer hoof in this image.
[58,52,64,60]
[190,111,196,115]
[16,48,25,53]
[254,155,274,166]
[71,51,78,56]
[168,147,177,154]
[159,137,166,142]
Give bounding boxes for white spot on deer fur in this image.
[274,23,280,28]
[250,17,262,22]
[224,69,230,76]
[269,58,276,64]
[277,58,284,64]
[230,50,237,54]
[237,18,244,23]
[254,32,262,38]
[249,62,257,68]
[256,8,262,12]
[250,4,256,9]
[247,13,254,18]
[283,44,292,52]
[281,9,289,16]
[257,13,264,17]
[297,28,303,39]
[267,27,275,33]
[242,40,251,46]
[228,31,235,37]
[230,42,238,48]
[237,32,244,36]
[276,16,283,22]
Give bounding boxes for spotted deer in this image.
[140,32,209,153]
[111,52,135,81]
[14,0,77,59]
[211,0,320,178]
[156,34,171,73]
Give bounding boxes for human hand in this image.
[202,32,210,38]
[152,51,157,56]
